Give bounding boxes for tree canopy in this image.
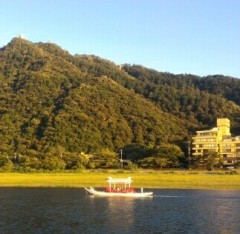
[0,37,239,170]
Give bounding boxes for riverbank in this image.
[0,170,240,189]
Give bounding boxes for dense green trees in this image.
[122,143,183,168]
[122,65,240,132]
[0,37,239,170]
[0,153,14,171]
[191,151,222,171]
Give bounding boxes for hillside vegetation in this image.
[0,37,239,171]
[122,65,240,133]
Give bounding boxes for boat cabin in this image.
[105,177,135,193]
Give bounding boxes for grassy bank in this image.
[0,170,240,189]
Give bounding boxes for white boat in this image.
[84,177,153,197]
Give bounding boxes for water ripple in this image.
[0,188,239,234]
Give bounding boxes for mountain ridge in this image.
[0,37,189,157]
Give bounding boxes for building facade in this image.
[192,118,240,166]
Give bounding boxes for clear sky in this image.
[1,0,240,78]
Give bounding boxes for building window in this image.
[223,149,231,153]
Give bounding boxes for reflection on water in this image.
[87,195,153,233]
[106,197,135,230]
[0,188,240,234]
[88,196,135,232]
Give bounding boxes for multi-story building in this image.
[192,118,240,166]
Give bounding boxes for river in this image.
[0,188,239,233]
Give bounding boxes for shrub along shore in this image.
[0,170,240,189]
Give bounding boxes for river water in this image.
[0,188,239,234]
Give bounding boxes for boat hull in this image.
[85,187,153,197]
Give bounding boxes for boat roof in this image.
[107,177,132,183]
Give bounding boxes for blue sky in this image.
[1,0,240,78]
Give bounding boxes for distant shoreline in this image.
[0,170,240,189]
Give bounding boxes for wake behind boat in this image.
[84,177,153,197]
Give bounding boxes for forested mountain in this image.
[0,38,186,154]
[122,65,240,134]
[0,37,239,170]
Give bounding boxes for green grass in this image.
[0,170,240,189]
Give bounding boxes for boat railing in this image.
[105,187,135,193]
